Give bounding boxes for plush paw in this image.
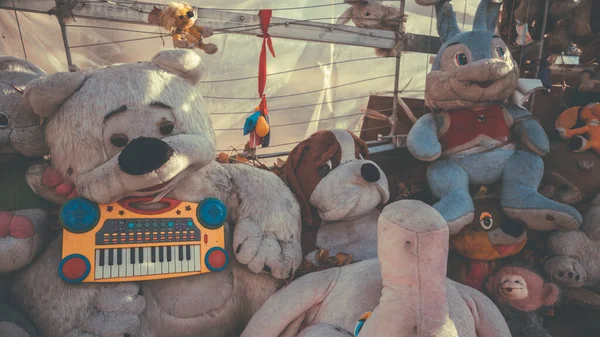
[26,162,77,205]
[201,27,214,37]
[202,43,218,55]
[233,218,302,279]
[556,127,569,139]
[0,210,46,272]
[544,256,587,288]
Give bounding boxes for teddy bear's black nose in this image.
[361,163,380,183]
[501,220,525,238]
[186,11,194,18]
[118,137,174,176]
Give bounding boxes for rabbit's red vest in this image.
[440,104,510,151]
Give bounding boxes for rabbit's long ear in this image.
[473,0,501,33]
[435,1,461,43]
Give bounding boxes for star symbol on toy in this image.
[176,210,181,215]
[106,206,113,212]
[119,210,125,216]
[185,205,191,211]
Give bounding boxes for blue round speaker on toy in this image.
[197,198,227,229]
[60,197,100,233]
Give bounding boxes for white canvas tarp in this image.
[0,0,479,156]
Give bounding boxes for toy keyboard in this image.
[58,197,229,283]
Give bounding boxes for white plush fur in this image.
[13,49,302,337]
[241,200,512,337]
[307,129,389,264]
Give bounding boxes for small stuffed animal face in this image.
[285,129,389,225]
[0,57,48,160]
[498,274,529,300]
[580,103,600,123]
[544,256,587,288]
[450,195,527,261]
[425,1,519,110]
[22,49,213,204]
[486,265,560,312]
[160,2,196,31]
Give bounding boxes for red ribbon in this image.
[258,9,275,98]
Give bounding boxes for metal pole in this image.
[529,0,550,110]
[55,0,75,71]
[391,0,406,138]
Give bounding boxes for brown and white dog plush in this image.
[284,129,390,264]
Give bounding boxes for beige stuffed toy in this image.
[241,199,512,337]
[336,0,407,57]
[284,129,390,265]
[12,49,302,337]
[149,2,218,54]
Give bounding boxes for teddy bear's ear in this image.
[22,71,86,118]
[151,49,204,85]
[542,282,560,307]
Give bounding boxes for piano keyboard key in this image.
[194,245,201,271]
[126,248,133,277]
[95,250,103,279]
[102,249,111,278]
[93,245,202,280]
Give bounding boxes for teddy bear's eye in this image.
[495,46,506,60]
[317,160,332,178]
[365,12,371,16]
[479,212,493,230]
[558,272,565,278]
[0,113,8,128]
[179,15,184,19]
[159,120,175,135]
[110,133,129,147]
[454,53,468,67]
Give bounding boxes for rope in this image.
[213,94,373,115]
[214,112,364,131]
[69,34,172,49]
[215,125,391,152]
[204,75,394,100]
[12,0,27,60]
[204,56,385,83]
[65,24,164,35]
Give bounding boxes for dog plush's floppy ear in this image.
[151,49,204,85]
[23,71,86,118]
[284,140,315,228]
[350,132,370,159]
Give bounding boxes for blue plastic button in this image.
[168,222,174,227]
[197,198,227,229]
[128,223,134,228]
[60,198,100,233]
[187,221,193,227]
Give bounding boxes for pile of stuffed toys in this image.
[1,1,600,337]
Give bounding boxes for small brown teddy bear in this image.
[336,0,407,57]
[149,2,218,54]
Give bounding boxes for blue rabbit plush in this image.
[407,0,582,235]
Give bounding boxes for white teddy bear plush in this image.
[12,49,302,337]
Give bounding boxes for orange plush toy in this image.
[556,103,600,155]
[150,2,218,54]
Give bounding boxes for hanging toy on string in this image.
[244,9,275,150]
[243,99,271,148]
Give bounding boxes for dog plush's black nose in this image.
[186,11,194,18]
[360,163,380,183]
[501,220,525,238]
[118,137,174,176]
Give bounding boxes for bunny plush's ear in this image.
[151,49,205,85]
[435,1,461,43]
[473,0,502,33]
